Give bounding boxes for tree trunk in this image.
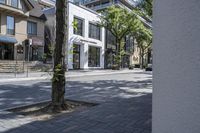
[52,0,67,112]
[140,47,144,69]
[115,39,121,69]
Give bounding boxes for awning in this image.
[0,35,17,44]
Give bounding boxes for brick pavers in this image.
[0,72,152,133]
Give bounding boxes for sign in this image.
[31,37,43,46]
[17,45,24,54]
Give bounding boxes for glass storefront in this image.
[88,46,100,67]
[0,43,14,60]
[73,44,80,69]
[105,29,133,69]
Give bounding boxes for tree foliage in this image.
[99,6,141,68]
[137,0,153,18]
[132,21,152,68]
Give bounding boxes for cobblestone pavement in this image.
[0,71,152,133]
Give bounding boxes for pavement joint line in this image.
[1,99,51,112]
[0,70,143,83]
[1,98,99,112]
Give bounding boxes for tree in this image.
[137,0,153,18]
[132,23,152,69]
[44,18,56,64]
[100,6,140,69]
[51,0,68,112]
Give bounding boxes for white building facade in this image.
[44,2,105,70]
[67,2,105,69]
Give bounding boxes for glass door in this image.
[0,43,14,60]
[73,44,80,69]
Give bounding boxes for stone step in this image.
[0,61,25,73]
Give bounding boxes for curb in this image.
[0,70,144,83]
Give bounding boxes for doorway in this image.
[0,43,14,60]
[73,44,80,69]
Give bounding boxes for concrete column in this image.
[83,43,88,69]
[153,1,200,133]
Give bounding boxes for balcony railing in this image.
[90,2,113,11]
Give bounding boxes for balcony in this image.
[90,2,113,11]
[0,0,33,17]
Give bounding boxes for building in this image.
[73,0,152,69]
[0,0,46,61]
[44,1,105,70]
[74,0,139,68]
[34,0,55,9]
[74,0,137,11]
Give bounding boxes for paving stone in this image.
[0,72,152,133]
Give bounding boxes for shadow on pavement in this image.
[0,79,152,110]
[2,93,152,133]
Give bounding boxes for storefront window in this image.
[106,29,116,50]
[89,23,101,40]
[88,46,100,67]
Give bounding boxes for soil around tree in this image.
[7,100,97,121]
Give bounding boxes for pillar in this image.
[153,0,200,133]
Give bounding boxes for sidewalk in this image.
[0,71,152,133]
[0,69,145,83]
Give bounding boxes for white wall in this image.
[153,1,200,133]
[67,2,105,69]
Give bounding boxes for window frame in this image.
[0,14,1,33]
[73,16,84,37]
[6,16,15,35]
[27,21,37,36]
[11,0,18,8]
[0,0,6,4]
[89,22,101,40]
[88,46,100,67]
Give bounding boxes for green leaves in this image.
[52,64,65,82]
[100,6,138,39]
[72,20,78,31]
[99,6,152,68]
[137,0,153,18]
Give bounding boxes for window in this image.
[11,0,18,8]
[88,46,100,67]
[0,14,1,33]
[106,29,116,50]
[73,17,84,36]
[0,0,5,4]
[124,35,134,52]
[27,21,37,35]
[7,16,15,35]
[89,23,101,40]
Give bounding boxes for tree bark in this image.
[115,39,121,69]
[52,0,67,112]
[140,47,144,69]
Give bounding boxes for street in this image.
[0,71,152,133]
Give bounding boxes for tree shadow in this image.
[0,77,152,133]
[0,78,152,109]
[2,94,152,133]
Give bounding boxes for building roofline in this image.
[68,1,101,16]
[43,1,101,17]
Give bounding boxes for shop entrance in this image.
[0,43,14,60]
[73,44,80,69]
